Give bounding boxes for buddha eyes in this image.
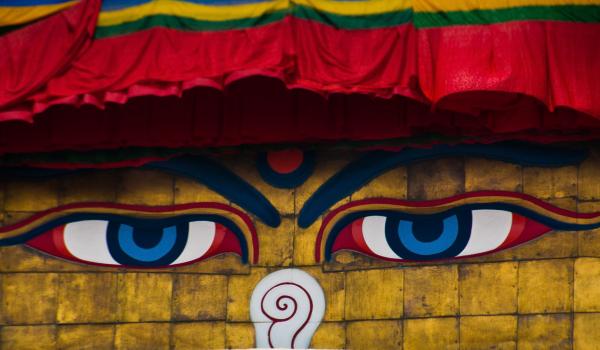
[3,192,598,266]
[26,218,244,268]
[326,208,551,262]
[0,203,257,268]
[317,192,600,263]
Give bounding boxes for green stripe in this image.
[292,5,412,29]
[95,4,598,38]
[0,22,28,36]
[95,9,287,38]
[95,5,412,38]
[415,5,600,28]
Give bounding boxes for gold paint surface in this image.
[117,169,174,205]
[523,166,577,199]
[459,262,518,315]
[173,274,227,320]
[574,313,600,350]
[404,265,458,317]
[517,314,571,350]
[460,315,517,350]
[117,273,173,322]
[311,322,346,349]
[172,322,226,350]
[226,268,268,322]
[2,273,57,324]
[518,259,573,313]
[578,150,600,200]
[345,269,403,320]
[304,267,345,321]
[1,325,56,350]
[403,317,459,350]
[255,218,294,267]
[465,158,522,192]
[346,320,403,350]
[61,172,118,204]
[57,324,115,350]
[408,158,464,199]
[225,322,255,349]
[575,258,600,312]
[115,323,170,350]
[5,179,58,211]
[57,273,118,323]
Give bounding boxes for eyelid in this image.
[0,202,259,264]
[315,191,600,263]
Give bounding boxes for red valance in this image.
[0,0,599,154]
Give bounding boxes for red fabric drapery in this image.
[0,1,599,154]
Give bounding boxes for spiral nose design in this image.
[250,268,326,349]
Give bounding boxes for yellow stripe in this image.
[98,0,412,27]
[0,206,255,259]
[295,0,411,16]
[98,0,289,26]
[0,1,77,26]
[414,0,600,13]
[320,196,600,253]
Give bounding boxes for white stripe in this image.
[458,209,512,257]
[171,221,215,265]
[362,216,402,259]
[63,220,119,265]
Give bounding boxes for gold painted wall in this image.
[1,149,600,349]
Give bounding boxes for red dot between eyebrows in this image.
[266,149,304,174]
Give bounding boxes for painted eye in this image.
[26,218,244,268]
[327,208,551,262]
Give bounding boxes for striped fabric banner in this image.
[0,0,79,34]
[95,0,413,37]
[2,0,598,37]
[93,0,599,38]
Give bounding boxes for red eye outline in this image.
[329,211,550,262]
[26,220,244,268]
[315,191,600,263]
[0,202,259,267]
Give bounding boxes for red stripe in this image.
[418,21,600,118]
[0,18,597,153]
[0,0,101,109]
[0,202,259,263]
[502,213,527,248]
[324,191,600,219]
[316,191,600,261]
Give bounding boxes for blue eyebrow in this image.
[147,156,280,227]
[1,156,281,228]
[297,143,588,228]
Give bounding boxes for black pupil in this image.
[132,227,169,248]
[411,218,444,243]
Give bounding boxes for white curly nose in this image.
[250,269,326,349]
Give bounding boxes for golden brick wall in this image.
[1,149,600,349]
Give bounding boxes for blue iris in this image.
[382,210,472,260]
[398,215,459,255]
[117,224,177,262]
[106,222,188,266]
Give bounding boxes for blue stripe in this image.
[1,155,281,228]
[0,0,73,5]
[298,142,588,228]
[117,224,177,262]
[323,204,595,261]
[147,156,281,228]
[398,215,459,255]
[0,213,249,263]
[101,0,273,11]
